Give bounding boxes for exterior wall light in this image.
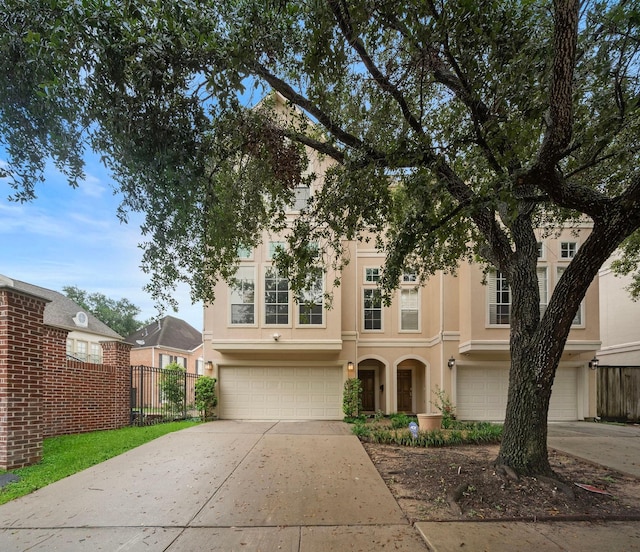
[205,360,214,371]
[589,357,599,370]
[347,361,355,371]
[272,333,281,341]
[447,357,456,369]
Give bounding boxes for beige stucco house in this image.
[202,95,600,422]
[598,256,640,366]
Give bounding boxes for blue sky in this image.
[0,151,203,332]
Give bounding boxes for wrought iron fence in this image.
[130,365,200,426]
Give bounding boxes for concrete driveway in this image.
[548,421,640,478]
[0,421,428,551]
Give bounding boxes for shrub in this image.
[390,413,416,429]
[431,386,456,429]
[195,376,218,421]
[343,378,362,419]
[160,363,186,414]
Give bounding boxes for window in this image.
[89,343,102,363]
[538,267,548,318]
[560,242,578,259]
[400,289,419,331]
[265,268,289,325]
[290,185,310,211]
[268,241,286,260]
[196,359,204,376]
[159,354,186,368]
[75,340,88,361]
[557,267,583,325]
[488,268,550,325]
[298,277,323,325]
[537,242,544,259]
[488,271,511,325]
[237,245,252,259]
[402,272,417,283]
[230,266,255,324]
[365,267,381,283]
[363,289,382,330]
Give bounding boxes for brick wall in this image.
[0,284,134,468]
[42,339,132,438]
[0,289,46,470]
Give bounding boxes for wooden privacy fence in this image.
[597,366,640,422]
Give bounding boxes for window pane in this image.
[363,289,382,330]
[401,289,419,330]
[265,268,288,324]
[230,266,255,324]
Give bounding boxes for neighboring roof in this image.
[124,315,202,352]
[0,274,123,340]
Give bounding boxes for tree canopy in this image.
[63,286,147,337]
[1,0,640,475]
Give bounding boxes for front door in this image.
[359,370,376,412]
[397,369,412,412]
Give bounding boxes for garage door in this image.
[456,367,578,421]
[218,366,343,420]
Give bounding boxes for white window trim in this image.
[560,241,579,260]
[362,288,383,332]
[263,265,292,327]
[487,270,511,326]
[556,266,585,327]
[363,266,381,284]
[398,287,421,333]
[228,265,257,327]
[295,275,326,328]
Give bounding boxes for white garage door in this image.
[218,366,343,420]
[456,367,578,421]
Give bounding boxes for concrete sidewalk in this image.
[0,421,428,551]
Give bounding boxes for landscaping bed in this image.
[355,416,640,522]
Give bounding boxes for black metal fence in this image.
[130,365,200,425]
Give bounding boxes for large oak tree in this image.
[1,0,639,475]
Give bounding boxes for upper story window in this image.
[89,343,102,364]
[488,270,511,325]
[488,267,550,326]
[400,288,419,331]
[557,266,583,325]
[363,289,382,330]
[364,267,381,283]
[268,241,286,260]
[560,242,578,259]
[264,268,289,325]
[537,242,544,259]
[160,354,186,368]
[290,185,311,211]
[237,245,253,260]
[230,266,255,325]
[402,272,417,283]
[298,277,323,325]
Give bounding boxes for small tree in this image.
[195,376,218,421]
[343,378,363,419]
[160,363,186,416]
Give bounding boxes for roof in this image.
[0,274,123,340]
[124,315,202,352]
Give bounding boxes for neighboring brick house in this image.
[0,274,123,359]
[201,93,600,423]
[125,315,204,375]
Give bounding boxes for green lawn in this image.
[0,421,200,505]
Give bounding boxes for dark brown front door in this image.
[397,369,412,412]
[359,370,375,411]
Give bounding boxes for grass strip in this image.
[0,421,200,505]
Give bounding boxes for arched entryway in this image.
[357,358,387,413]
[395,357,428,414]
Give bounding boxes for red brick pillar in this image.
[0,287,48,470]
[101,341,133,428]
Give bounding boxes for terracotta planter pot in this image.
[417,413,443,431]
